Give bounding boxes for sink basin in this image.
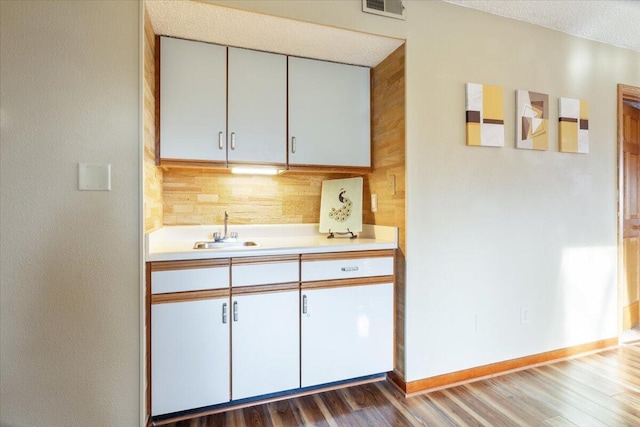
[194,241,258,249]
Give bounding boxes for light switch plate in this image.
[388,174,396,195]
[78,163,111,191]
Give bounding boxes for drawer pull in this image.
[218,131,224,150]
[302,295,308,314]
[291,136,296,154]
[222,303,228,324]
[341,266,359,272]
[233,301,238,322]
[230,132,236,150]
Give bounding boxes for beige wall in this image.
[0,1,140,426]
[213,0,640,382]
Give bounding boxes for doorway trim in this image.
[617,84,640,336]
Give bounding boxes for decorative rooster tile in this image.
[319,177,363,234]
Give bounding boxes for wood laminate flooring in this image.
[162,343,640,427]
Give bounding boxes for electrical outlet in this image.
[521,307,530,324]
[371,194,378,212]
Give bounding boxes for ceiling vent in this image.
[362,0,406,20]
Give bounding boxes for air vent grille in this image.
[366,0,385,12]
[362,0,406,20]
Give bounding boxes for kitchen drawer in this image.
[232,256,299,287]
[301,252,394,282]
[151,261,229,294]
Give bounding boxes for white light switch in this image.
[78,163,111,191]
[371,194,378,212]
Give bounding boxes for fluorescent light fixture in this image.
[231,167,279,176]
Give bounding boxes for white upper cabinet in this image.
[288,57,371,168]
[160,37,227,163]
[228,47,287,166]
[159,38,371,170]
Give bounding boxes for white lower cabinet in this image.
[151,297,230,416]
[231,290,300,400]
[301,283,394,388]
[149,250,394,419]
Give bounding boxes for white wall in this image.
[213,0,640,381]
[0,1,140,426]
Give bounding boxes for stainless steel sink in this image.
[193,241,258,249]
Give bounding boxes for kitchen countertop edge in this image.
[146,224,398,262]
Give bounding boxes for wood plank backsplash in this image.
[162,169,351,225]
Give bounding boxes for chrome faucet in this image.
[214,210,237,242]
[224,210,229,240]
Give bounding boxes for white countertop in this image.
[146,224,398,262]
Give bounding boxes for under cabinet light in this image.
[231,167,280,176]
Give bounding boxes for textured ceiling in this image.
[145,0,404,67]
[444,0,640,52]
[146,0,639,66]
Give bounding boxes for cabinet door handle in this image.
[230,132,236,150]
[291,136,296,154]
[222,302,228,324]
[341,266,359,272]
[302,295,307,314]
[233,301,238,322]
[218,131,224,150]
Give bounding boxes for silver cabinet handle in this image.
[291,136,296,154]
[233,301,238,322]
[222,302,228,324]
[230,132,236,150]
[302,295,307,314]
[341,266,359,272]
[218,131,224,150]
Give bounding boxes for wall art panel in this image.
[516,90,549,150]
[465,83,504,147]
[559,97,589,153]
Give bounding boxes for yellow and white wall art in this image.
[465,83,505,147]
[559,97,589,153]
[516,90,549,150]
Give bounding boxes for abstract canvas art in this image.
[465,83,505,147]
[516,90,549,150]
[559,97,589,153]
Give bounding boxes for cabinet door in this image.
[152,298,230,415]
[160,37,227,162]
[301,283,393,388]
[289,57,371,168]
[228,48,286,166]
[231,291,299,400]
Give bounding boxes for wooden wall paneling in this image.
[143,8,163,233]
[368,44,406,378]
